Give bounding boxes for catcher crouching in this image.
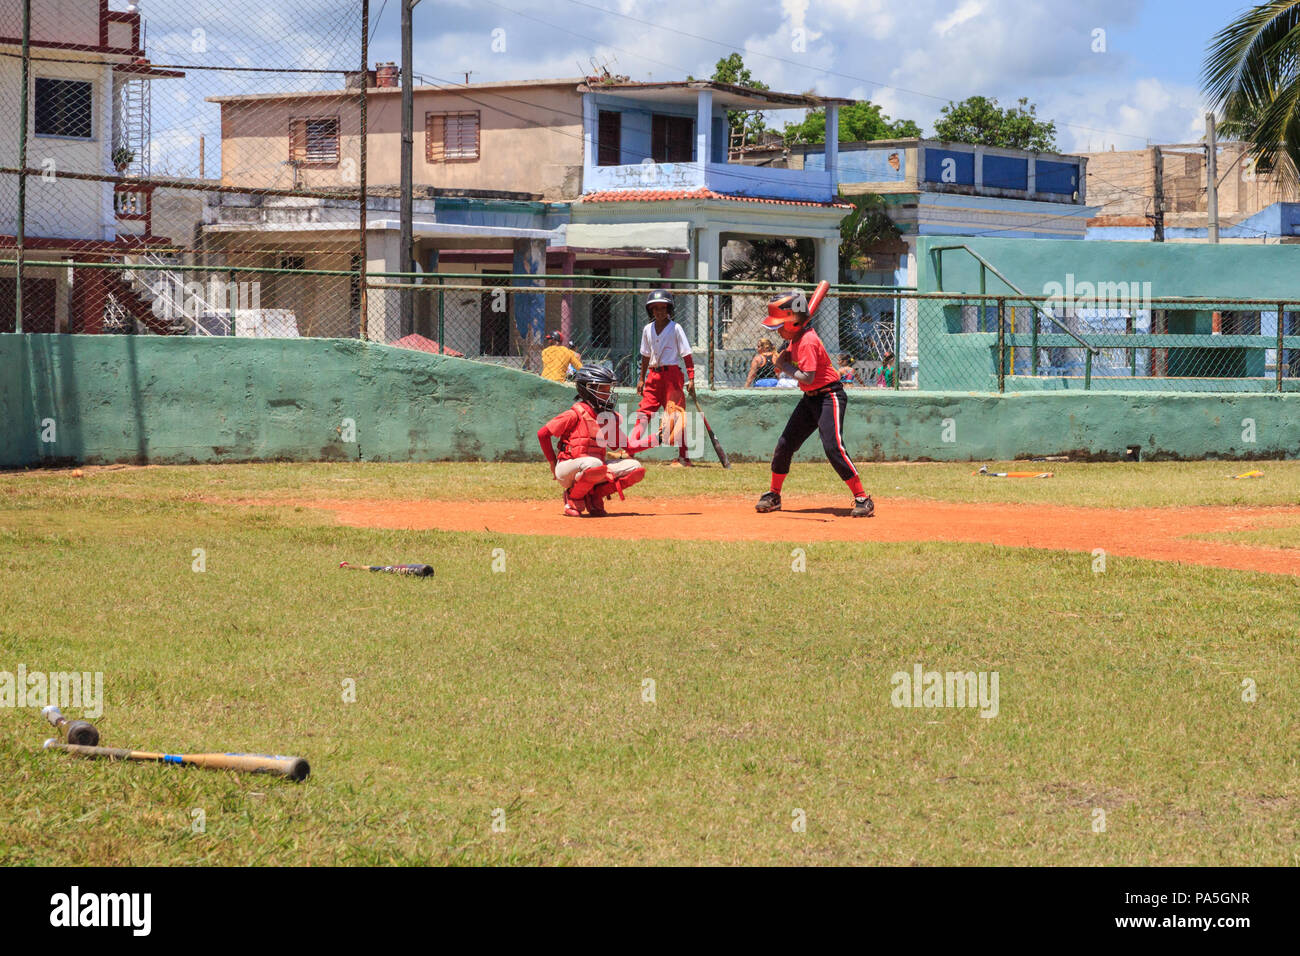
[537,365,649,517]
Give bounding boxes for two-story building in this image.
[205,74,852,357]
[0,0,182,333]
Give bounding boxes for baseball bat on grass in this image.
[44,740,310,781]
[339,562,433,576]
[42,705,99,746]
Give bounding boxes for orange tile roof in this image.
[581,188,853,209]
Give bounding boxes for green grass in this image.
[9,458,1300,508]
[1,462,1297,865]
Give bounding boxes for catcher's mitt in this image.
[660,400,686,446]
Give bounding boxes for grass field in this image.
[2,461,1298,865]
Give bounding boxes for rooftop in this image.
[582,188,853,209]
[207,77,853,110]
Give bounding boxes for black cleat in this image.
[851,495,875,518]
[755,491,782,513]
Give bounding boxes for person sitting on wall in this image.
[837,353,858,387]
[541,332,583,383]
[744,337,780,387]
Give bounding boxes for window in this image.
[597,111,622,166]
[289,117,339,166]
[651,114,693,163]
[426,111,480,162]
[279,256,306,272]
[34,78,93,139]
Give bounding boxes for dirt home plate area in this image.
[253,496,1300,578]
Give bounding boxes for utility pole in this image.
[1151,146,1164,242]
[400,0,417,337]
[1206,113,1219,244]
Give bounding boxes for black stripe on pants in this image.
[770,385,859,482]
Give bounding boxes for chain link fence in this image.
[1,0,368,338]
[3,3,1299,395]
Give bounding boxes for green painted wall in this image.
[914,237,1300,390]
[3,334,1299,468]
[917,236,1300,298]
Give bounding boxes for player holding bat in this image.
[754,283,875,518]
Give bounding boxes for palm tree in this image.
[720,238,815,285]
[1203,1,1300,184]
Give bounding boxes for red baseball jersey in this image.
[790,326,840,392]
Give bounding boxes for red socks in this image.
[770,472,787,493]
[846,476,865,498]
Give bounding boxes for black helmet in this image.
[574,364,617,411]
[645,289,675,318]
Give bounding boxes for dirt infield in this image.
[252,495,1300,577]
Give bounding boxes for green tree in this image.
[837,193,901,282]
[720,238,815,285]
[932,96,1058,150]
[710,53,770,146]
[1203,0,1300,183]
[783,102,921,145]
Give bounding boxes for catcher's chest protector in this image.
[558,402,608,461]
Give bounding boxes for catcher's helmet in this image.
[762,289,811,340]
[645,289,675,318]
[574,364,617,411]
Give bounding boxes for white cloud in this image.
[934,1,985,38]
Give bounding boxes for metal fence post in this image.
[707,290,716,389]
[1030,301,1039,376]
[1278,303,1286,392]
[437,276,445,352]
[996,297,1005,393]
[894,294,902,390]
[16,0,31,333]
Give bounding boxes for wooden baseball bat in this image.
[807,279,831,316]
[44,740,310,781]
[689,391,730,469]
[42,704,99,747]
[339,561,433,576]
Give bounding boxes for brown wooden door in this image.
[0,277,58,333]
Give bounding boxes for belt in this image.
[805,382,844,398]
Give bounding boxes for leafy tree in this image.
[1203,0,1300,184]
[783,102,921,145]
[710,53,770,146]
[932,96,1058,151]
[837,193,901,282]
[720,238,815,285]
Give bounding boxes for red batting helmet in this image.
[762,289,811,340]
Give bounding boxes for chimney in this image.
[376,62,399,88]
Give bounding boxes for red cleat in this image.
[563,491,584,517]
[585,491,608,516]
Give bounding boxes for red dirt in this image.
[243,495,1300,577]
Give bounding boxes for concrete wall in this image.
[4,335,1300,468]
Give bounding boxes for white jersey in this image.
[640,320,692,368]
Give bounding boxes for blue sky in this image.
[135,0,1258,173]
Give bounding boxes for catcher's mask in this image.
[762,289,811,341]
[645,289,675,319]
[574,364,617,412]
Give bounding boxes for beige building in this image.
[211,78,586,202]
[1085,143,1299,238]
